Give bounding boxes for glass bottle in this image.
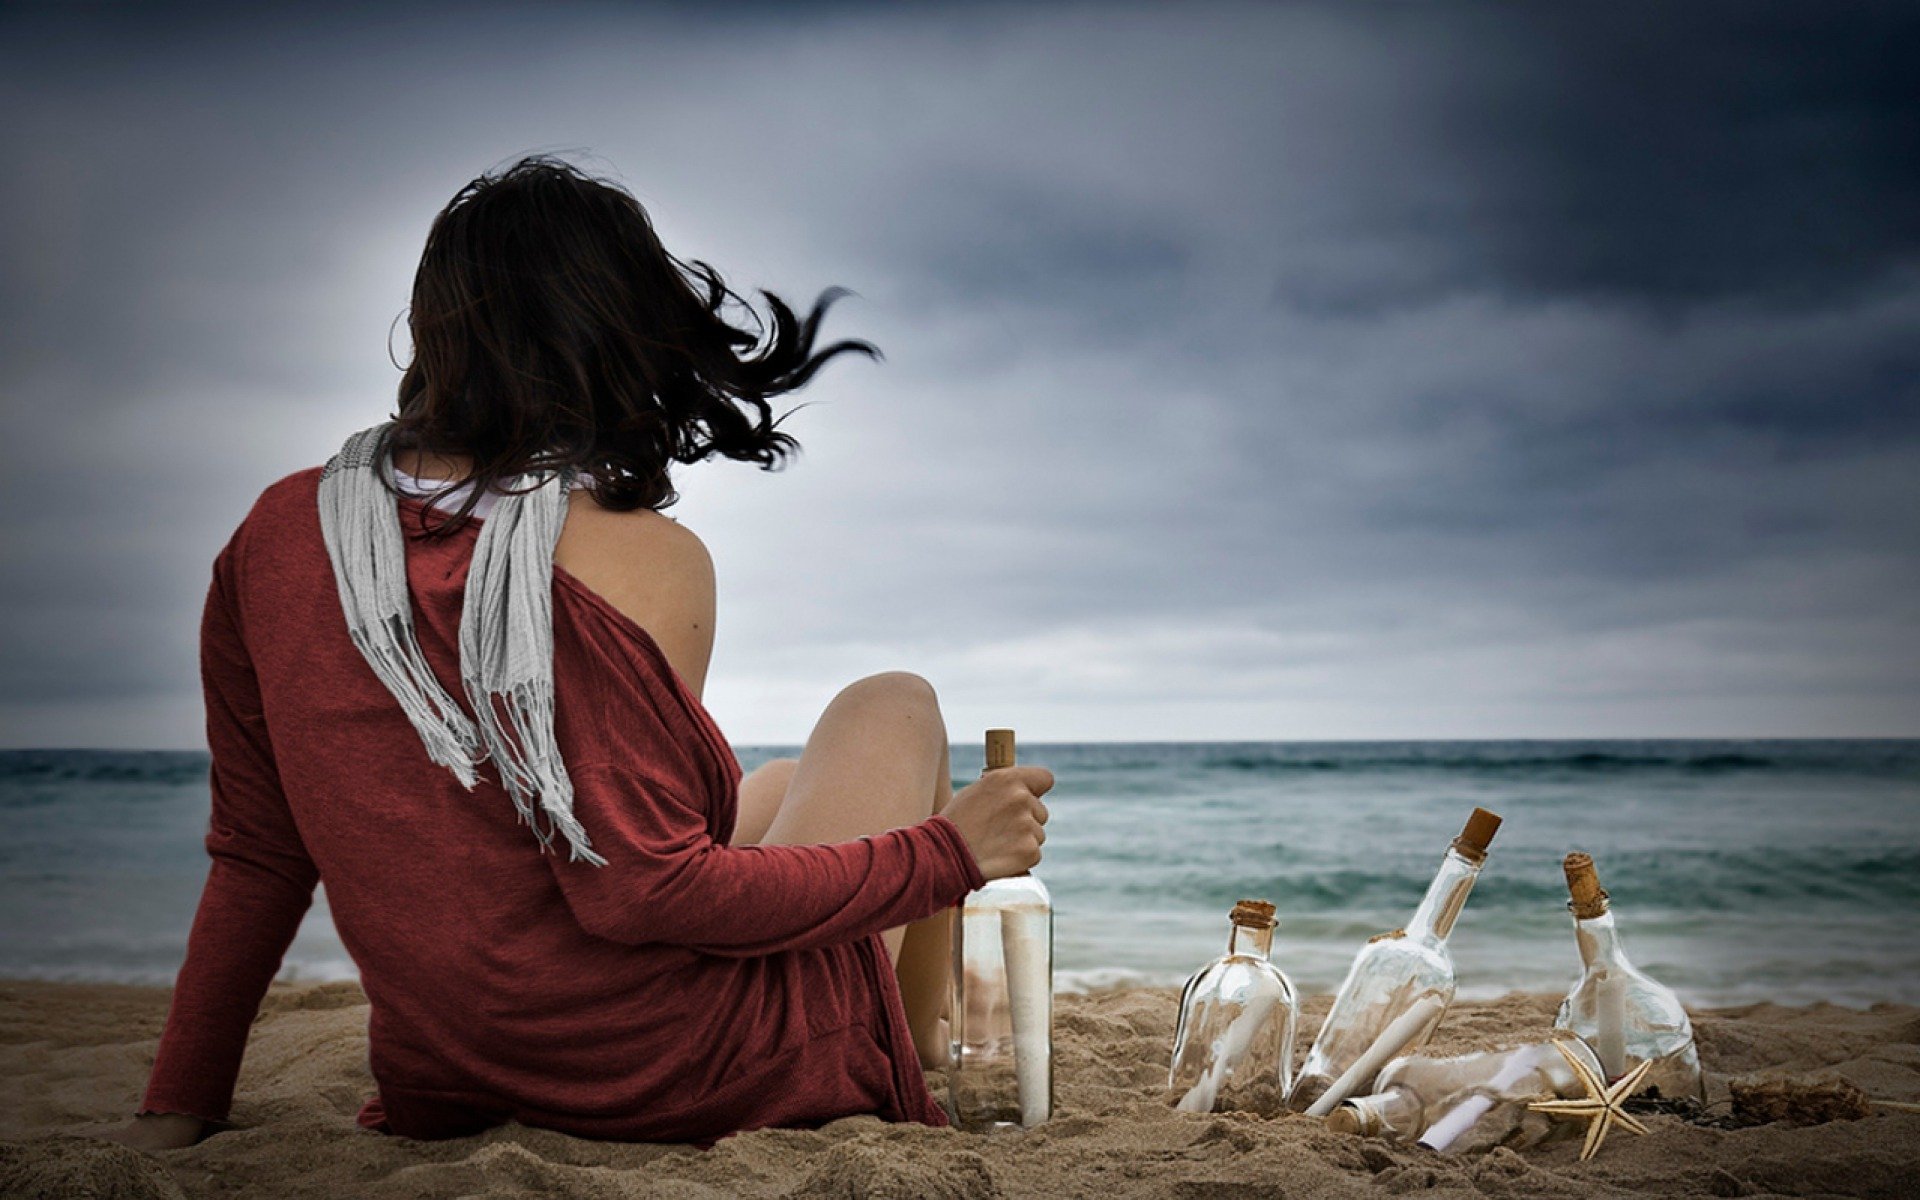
[1168,899,1299,1114]
[1287,808,1503,1116]
[1329,1036,1604,1153]
[1554,852,1704,1102]
[948,728,1054,1130]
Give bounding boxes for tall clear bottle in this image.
[948,729,1054,1130]
[1554,852,1704,1102]
[1287,808,1503,1116]
[1168,899,1299,1114]
[1328,1037,1604,1153]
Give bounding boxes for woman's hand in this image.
[942,765,1053,879]
[94,1112,207,1153]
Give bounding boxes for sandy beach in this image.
[2,979,1916,1199]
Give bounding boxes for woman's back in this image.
[136,464,980,1144]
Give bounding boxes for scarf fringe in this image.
[318,420,606,867]
[348,622,485,788]
[464,676,609,866]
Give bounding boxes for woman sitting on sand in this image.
[107,155,1052,1151]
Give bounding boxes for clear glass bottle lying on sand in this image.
[1287,808,1503,1116]
[1168,899,1299,1114]
[1554,852,1704,1102]
[1328,1036,1605,1153]
[949,729,1054,1130]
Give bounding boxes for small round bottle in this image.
[1168,899,1299,1114]
[1554,852,1704,1102]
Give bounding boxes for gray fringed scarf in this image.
[316,420,608,866]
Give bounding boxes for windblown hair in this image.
[382,154,878,533]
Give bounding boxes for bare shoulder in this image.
[587,505,713,583]
[556,498,716,697]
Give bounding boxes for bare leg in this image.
[732,757,798,848]
[892,737,955,1069]
[750,672,958,1069]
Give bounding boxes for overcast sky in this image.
[3,0,1916,748]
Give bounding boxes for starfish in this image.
[1526,1038,1656,1162]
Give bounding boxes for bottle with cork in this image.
[1288,807,1504,1116]
[1554,851,1704,1102]
[1167,898,1299,1115]
[948,729,1054,1130]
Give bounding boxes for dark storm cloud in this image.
[1,0,1916,743]
[1259,2,1920,315]
[901,175,1193,314]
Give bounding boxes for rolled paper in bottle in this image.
[1416,1095,1492,1153]
[1175,1070,1217,1114]
[1175,989,1279,1114]
[1416,1048,1540,1153]
[1000,903,1051,1125]
[1595,967,1628,1079]
[1305,994,1447,1118]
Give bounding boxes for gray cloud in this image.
[2,0,1916,746]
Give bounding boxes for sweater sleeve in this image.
[138,541,320,1124]
[546,760,988,956]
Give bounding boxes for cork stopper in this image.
[984,728,1016,771]
[1229,899,1278,929]
[1327,1098,1385,1137]
[1563,851,1611,919]
[1451,807,1503,862]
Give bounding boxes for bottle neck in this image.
[1572,908,1626,969]
[1337,1085,1422,1138]
[1407,847,1483,943]
[1227,922,1274,959]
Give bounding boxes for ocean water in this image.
[3,741,1916,1007]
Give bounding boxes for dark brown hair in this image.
[382,154,878,533]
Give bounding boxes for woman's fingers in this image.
[1018,776,1048,851]
[1016,766,1055,796]
[948,763,1056,877]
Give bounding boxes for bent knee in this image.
[826,673,943,742]
[835,670,939,710]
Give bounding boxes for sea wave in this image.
[1155,745,1911,777]
[890,739,1920,782]
[0,749,209,790]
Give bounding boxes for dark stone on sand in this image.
[1730,1076,1874,1126]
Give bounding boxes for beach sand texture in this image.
[2,979,1917,1199]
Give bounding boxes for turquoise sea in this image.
[3,741,1916,1006]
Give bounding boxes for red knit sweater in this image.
[138,466,985,1144]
